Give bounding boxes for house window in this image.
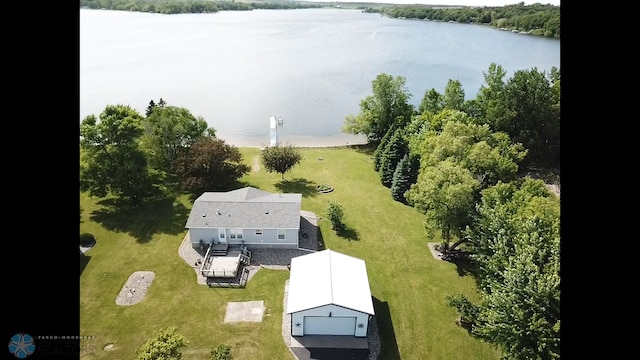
[230,229,243,239]
[277,229,285,240]
[255,229,263,236]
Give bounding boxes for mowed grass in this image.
[80,145,501,360]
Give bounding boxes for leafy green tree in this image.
[443,79,465,111]
[326,201,345,230]
[342,73,414,142]
[449,178,560,360]
[136,326,188,360]
[260,144,303,179]
[142,101,212,184]
[406,118,527,251]
[501,67,559,168]
[174,136,250,195]
[211,343,233,360]
[446,293,479,330]
[475,63,512,127]
[418,88,443,114]
[80,104,158,204]
[405,160,479,241]
[379,128,408,187]
[413,120,527,188]
[476,64,559,169]
[460,98,483,119]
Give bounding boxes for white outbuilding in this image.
[286,249,375,337]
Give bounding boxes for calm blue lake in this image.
[80,8,560,147]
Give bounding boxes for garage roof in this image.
[286,249,374,315]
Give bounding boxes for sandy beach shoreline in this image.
[221,133,369,149]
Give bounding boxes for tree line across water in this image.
[80,0,560,39]
[366,1,560,38]
[80,62,560,360]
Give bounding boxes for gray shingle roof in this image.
[185,187,302,229]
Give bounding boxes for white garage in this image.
[286,249,375,337]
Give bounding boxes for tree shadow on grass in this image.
[450,255,479,278]
[274,178,318,198]
[90,196,190,243]
[350,143,376,156]
[441,249,479,278]
[373,296,401,360]
[336,225,359,241]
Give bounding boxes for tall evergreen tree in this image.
[391,153,413,202]
[373,126,394,172]
[379,128,408,187]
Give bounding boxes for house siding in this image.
[190,227,298,249]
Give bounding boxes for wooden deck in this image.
[200,246,251,279]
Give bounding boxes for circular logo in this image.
[8,333,36,359]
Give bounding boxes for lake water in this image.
[80,8,560,147]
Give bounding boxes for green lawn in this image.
[80,145,501,359]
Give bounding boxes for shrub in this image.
[211,343,233,360]
[80,233,96,247]
[326,201,344,230]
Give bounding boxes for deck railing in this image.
[200,244,250,278]
[200,243,213,277]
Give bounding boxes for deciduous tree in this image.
[501,67,559,169]
[418,88,443,115]
[443,79,465,111]
[448,179,560,360]
[174,137,250,195]
[476,63,559,169]
[342,73,414,142]
[80,104,157,204]
[405,160,479,241]
[260,144,302,179]
[142,101,212,184]
[136,326,188,360]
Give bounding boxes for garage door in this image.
[303,316,356,336]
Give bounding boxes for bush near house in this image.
[80,232,96,247]
[211,343,233,360]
